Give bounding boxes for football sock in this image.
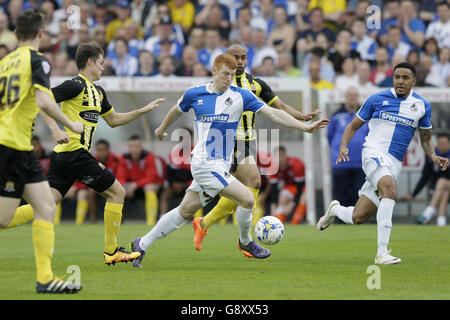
[54,202,62,225]
[75,200,89,225]
[248,187,261,225]
[437,216,446,227]
[145,191,158,226]
[236,206,253,246]
[193,208,203,218]
[139,207,186,251]
[376,198,395,257]
[331,205,355,224]
[5,204,34,229]
[291,203,306,224]
[104,202,123,254]
[252,199,264,225]
[202,196,237,230]
[422,206,436,220]
[32,220,54,284]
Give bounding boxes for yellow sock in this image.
[32,220,54,284]
[202,197,237,230]
[193,208,203,218]
[5,204,34,229]
[145,191,158,226]
[249,187,261,225]
[54,202,62,225]
[75,200,89,225]
[104,202,123,254]
[219,215,228,225]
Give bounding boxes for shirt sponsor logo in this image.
[199,113,230,123]
[79,110,100,123]
[380,111,414,127]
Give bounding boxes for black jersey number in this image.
[0,74,21,110]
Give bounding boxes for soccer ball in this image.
[254,216,285,245]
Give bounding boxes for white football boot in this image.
[317,200,340,231]
[374,249,402,265]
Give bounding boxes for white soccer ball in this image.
[254,216,285,245]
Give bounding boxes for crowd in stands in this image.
[0,0,448,89]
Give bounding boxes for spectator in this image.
[106,24,142,60]
[143,15,183,60]
[41,0,59,36]
[327,28,360,74]
[335,57,359,94]
[234,25,253,51]
[307,0,346,30]
[106,0,141,43]
[192,61,210,76]
[418,0,439,24]
[248,27,278,74]
[188,26,205,50]
[175,45,198,76]
[77,23,91,45]
[256,56,277,77]
[355,60,376,91]
[407,49,420,67]
[309,60,335,90]
[133,50,158,77]
[327,87,368,214]
[402,133,449,226]
[92,2,110,27]
[228,6,252,43]
[51,51,69,76]
[0,44,8,60]
[7,0,22,32]
[168,0,196,36]
[92,24,108,53]
[276,50,302,77]
[369,46,393,85]
[197,27,225,71]
[378,53,407,87]
[350,18,376,61]
[159,128,194,214]
[415,64,435,87]
[116,135,166,226]
[422,37,439,64]
[427,47,450,87]
[195,0,230,40]
[385,25,411,64]
[229,0,261,27]
[293,0,311,33]
[269,146,306,224]
[250,0,274,34]
[267,5,296,53]
[109,37,139,76]
[146,3,185,45]
[425,1,450,49]
[131,0,155,31]
[0,11,17,51]
[154,55,177,78]
[296,7,335,54]
[302,46,335,83]
[394,0,426,49]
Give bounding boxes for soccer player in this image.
[130,53,329,267]
[8,41,165,265]
[0,9,84,293]
[192,44,320,250]
[317,62,449,264]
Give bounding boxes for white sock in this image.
[139,207,186,251]
[330,205,355,224]
[236,206,253,246]
[422,206,436,220]
[376,198,396,257]
[437,216,446,227]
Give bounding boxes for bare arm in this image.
[270,98,320,121]
[336,116,365,164]
[419,128,448,171]
[155,104,184,140]
[258,106,329,133]
[35,89,84,135]
[102,98,165,128]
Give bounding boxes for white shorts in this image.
[187,162,236,206]
[358,148,402,207]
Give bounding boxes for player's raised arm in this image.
[258,105,329,133]
[419,128,449,171]
[336,116,365,164]
[155,104,184,140]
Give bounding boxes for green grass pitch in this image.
[0,222,449,300]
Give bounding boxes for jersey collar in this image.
[390,88,413,99]
[78,73,93,85]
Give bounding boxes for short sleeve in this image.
[30,51,52,94]
[178,88,195,113]
[240,89,265,113]
[356,94,377,122]
[418,100,432,129]
[97,86,114,116]
[254,77,278,105]
[51,79,84,103]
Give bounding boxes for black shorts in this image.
[0,145,46,198]
[47,148,116,197]
[230,139,258,173]
[167,166,192,185]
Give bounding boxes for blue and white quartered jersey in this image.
[356,88,432,162]
[178,83,265,166]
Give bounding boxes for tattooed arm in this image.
[419,129,449,171]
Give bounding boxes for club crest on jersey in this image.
[225,97,233,106]
[4,181,15,193]
[41,60,51,74]
[382,101,389,106]
[197,99,203,106]
[410,103,417,112]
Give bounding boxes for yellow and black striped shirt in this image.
[52,73,114,153]
[0,46,53,151]
[233,72,278,141]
